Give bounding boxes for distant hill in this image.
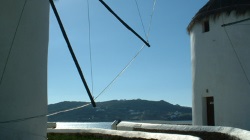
[48,99,192,122]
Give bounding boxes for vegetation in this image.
[48,133,106,140]
[48,99,192,122]
[47,133,156,140]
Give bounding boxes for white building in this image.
[0,0,49,139]
[188,0,250,130]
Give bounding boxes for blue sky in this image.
[48,0,208,107]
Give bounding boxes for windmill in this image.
[188,0,250,130]
[0,0,153,139]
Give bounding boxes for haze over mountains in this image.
[48,99,192,122]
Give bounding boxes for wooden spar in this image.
[99,0,150,47]
[49,0,96,107]
[221,17,250,27]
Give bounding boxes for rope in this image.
[0,113,47,139]
[0,0,28,86]
[47,47,146,116]
[47,45,146,116]
[94,44,146,100]
[87,0,94,95]
[47,103,91,116]
[46,44,145,116]
[222,14,250,87]
[0,114,46,124]
[135,0,147,40]
[146,0,157,40]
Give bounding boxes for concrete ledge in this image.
[47,122,56,129]
[117,121,250,140]
[47,128,201,140]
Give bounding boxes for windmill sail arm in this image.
[49,0,96,107]
[99,0,150,47]
[221,17,250,27]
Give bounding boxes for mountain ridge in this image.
[48,99,192,122]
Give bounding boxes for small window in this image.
[203,20,210,32]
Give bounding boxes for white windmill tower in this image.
[0,0,97,139]
[0,0,150,139]
[0,0,49,139]
[188,0,250,130]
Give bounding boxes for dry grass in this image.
[47,133,157,140]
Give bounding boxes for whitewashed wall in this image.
[0,0,49,139]
[190,11,250,130]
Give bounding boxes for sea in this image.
[55,122,113,129]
